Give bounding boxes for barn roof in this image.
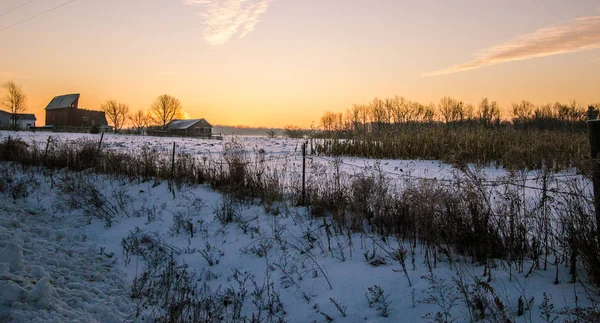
[19,114,36,120]
[166,119,212,130]
[45,94,80,110]
[0,110,37,120]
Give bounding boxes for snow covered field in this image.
[0,130,588,190]
[0,130,597,322]
[0,176,134,322]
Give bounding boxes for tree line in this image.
[317,96,600,137]
[103,94,185,134]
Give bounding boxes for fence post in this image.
[94,132,104,168]
[169,142,176,195]
[171,142,176,177]
[587,119,600,242]
[302,141,306,206]
[44,136,51,163]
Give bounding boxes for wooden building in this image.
[45,94,108,129]
[147,119,213,138]
[167,119,212,137]
[0,110,37,129]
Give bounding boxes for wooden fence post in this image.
[44,136,51,163]
[587,119,600,242]
[94,132,104,168]
[302,141,306,206]
[171,142,176,179]
[169,142,176,196]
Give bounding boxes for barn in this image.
[45,94,108,130]
[0,110,10,128]
[0,110,37,129]
[166,119,213,137]
[147,119,213,137]
[15,114,36,129]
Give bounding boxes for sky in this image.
[0,0,599,128]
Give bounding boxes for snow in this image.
[0,130,596,322]
[0,199,134,322]
[0,243,23,272]
[0,130,588,194]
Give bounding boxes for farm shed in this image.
[0,110,37,129]
[45,94,108,129]
[164,119,213,137]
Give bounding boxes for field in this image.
[0,130,599,322]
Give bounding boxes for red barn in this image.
[45,94,108,128]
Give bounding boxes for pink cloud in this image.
[424,16,600,76]
[184,0,273,46]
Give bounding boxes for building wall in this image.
[16,119,35,130]
[46,107,107,127]
[0,113,10,128]
[74,109,108,127]
[46,107,73,126]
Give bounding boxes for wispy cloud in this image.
[424,16,600,76]
[184,0,273,46]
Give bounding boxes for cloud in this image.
[424,16,600,76]
[184,0,273,46]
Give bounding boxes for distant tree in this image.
[100,100,129,133]
[350,104,361,132]
[2,81,27,129]
[129,109,150,134]
[358,104,370,134]
[266,130,277,138]
[479,98,500,128]
[512,100,535,123]
[439,96,459,124]
[384,98,394,124]
[284,125,304,138]
[588,104,600,120]
[464,103,475,121]
[370,98,386,132]
[423,103,436,123]
[321,111,336,132]
[149,94,184,129]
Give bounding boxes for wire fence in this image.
[8,133,595,205]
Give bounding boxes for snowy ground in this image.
[0,177,134,322]
[0,130,596,322]
[0,130,589,195]
[0,163,595,322]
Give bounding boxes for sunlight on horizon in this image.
[0,0,598,127]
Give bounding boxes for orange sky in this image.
[1,0,599,127]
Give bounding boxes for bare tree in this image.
[479,98,501,128]
[439,96,466,124]
[100,100,129,133]
[512,100,535,123]
[439,96,457,124]
[464,103,475,121]
[2,81,27,129]
[370,98,386,132]
[423,103,436,122]
[149,94,184,129]
[129,109,150,134]
[321,111,336,132]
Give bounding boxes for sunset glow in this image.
[1,0,599,127]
